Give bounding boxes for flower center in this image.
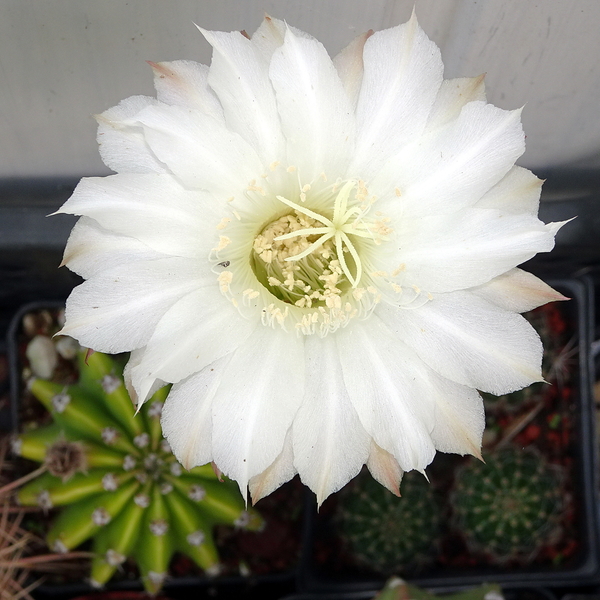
[251,211,352,309]
[211,175,396,336]
[251,180,383,311]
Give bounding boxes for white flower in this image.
[56,15,565,505]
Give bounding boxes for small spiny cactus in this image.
[13,350,262,593]
[337,471,441,574]
[451,446,564,562]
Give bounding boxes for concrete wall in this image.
[1,0,599,177]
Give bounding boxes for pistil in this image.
[271,180,369,287]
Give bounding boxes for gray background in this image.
[1,0,600,178]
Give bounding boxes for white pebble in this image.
[26,335,58,379]
[55,336,79,360]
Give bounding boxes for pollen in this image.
[214,236,231,252]
[217,271,233,293]
[247,180,266,195]
[216,217,231,230]
[391,263,406,277]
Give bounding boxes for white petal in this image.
[96,96,166,174]
[373,102,525,218]
[293,335,370,506]
[377,291,543,395]
[211,329,304,497]
[350,14,443,178]
[123,347,165,406]
[62,217,164,279]
[129,104,263,199]
[269,26,355,182]
[476,165,543,216]
[366,441,403,497]
[333,30,373,110]
[336,318,436,473]
[249,429,296,504]
[428,374,484,459]
[56,174,219,258]
[396,208,560,293]
[201,28,285,166]
[425,75,486,131]
[161,356,232,470]
[471,268,568,313]
[150,60,224,120]
[129,286,258,402]
[250,15,310,62]
[61,257,208,353]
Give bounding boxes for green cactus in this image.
[13,349,263,594]
[451,447,564,562]
[337,471,441,574]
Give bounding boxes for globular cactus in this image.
[13,350,262,594]
[451,447,564,562]
[337,471,441,574]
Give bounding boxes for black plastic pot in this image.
[298,277,600,594]
[282,589,559,600]
[281,588,560,600]
[6,301,300,600]
[27,575,296,600]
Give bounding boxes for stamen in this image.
[275,195,333,227]
[340,223,378,240]
[275,227,331,242]
[284,232,335,262]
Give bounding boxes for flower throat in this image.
[212,176,395,336]
[251,211,357,309]
[250,179,378,310]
